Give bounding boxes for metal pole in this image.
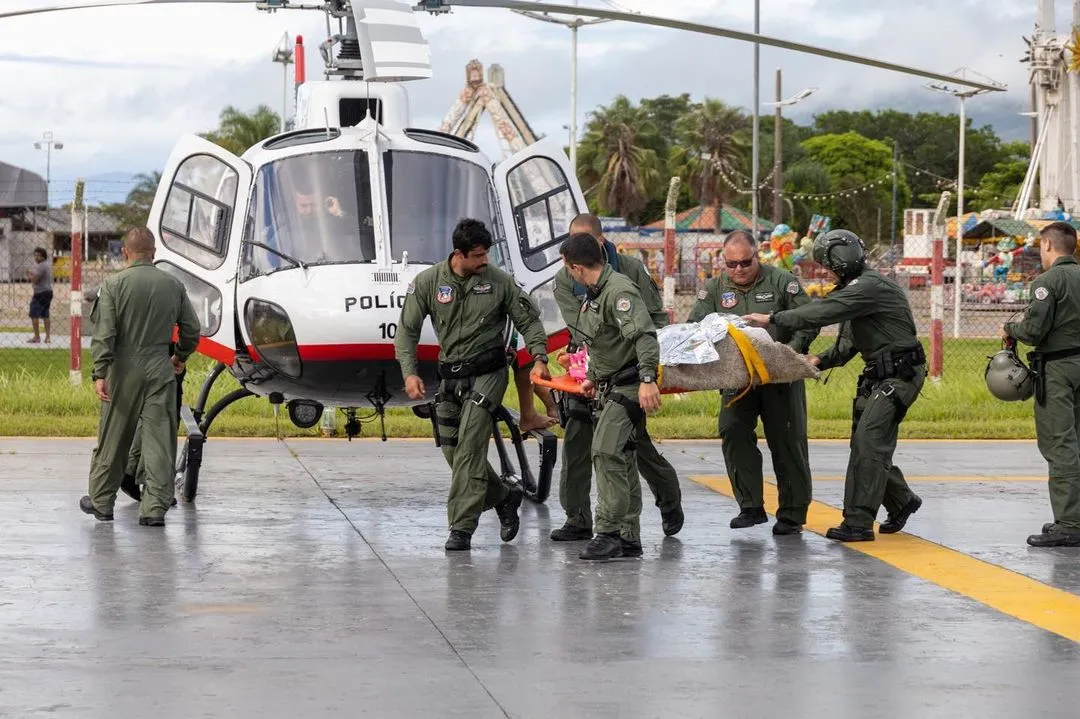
[570,18,578,173]
[282,60,288,133]
[751,0,760,238]
[890,140,898,250]
[954,95,965,339]
[772,67,782,224]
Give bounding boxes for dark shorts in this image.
[29,290,53,319]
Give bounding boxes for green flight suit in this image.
[770,268,925,530]
[395,257,548,535]
[1004,255,1080,531]
[687,265,819,525]
[578,264,663,543]
[553,242,682,534]
[87,260,201,518]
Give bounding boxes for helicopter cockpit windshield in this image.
[384,151,498,266]
[241,150,377,280]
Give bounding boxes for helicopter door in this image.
[492,136,589,293]
[146,134,252,366]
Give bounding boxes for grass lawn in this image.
[0,338,1035,439]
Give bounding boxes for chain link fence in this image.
[0,204,125,376]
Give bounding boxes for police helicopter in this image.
[3,0,1009,505]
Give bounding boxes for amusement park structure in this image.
[439,59,539,160]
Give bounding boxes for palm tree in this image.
[575,96,663,223]
[670,99,750,229]
[200,105,281,155]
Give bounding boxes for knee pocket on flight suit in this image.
[593,398,638,458]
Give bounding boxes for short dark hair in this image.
[32,247,47,258]
[560,232,606,268]
[452,218,493,254]
[723,230,756,249]
[569,213,603,239]
[1041,221,1077,255]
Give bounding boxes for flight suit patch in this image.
[697,289,708,300]
[472,283,493,294]
[754,291,775,303]
[721,291,737,308]
[436,285,454,304]
[406,282,415,295]
[786,281,799,294]
[616,297,632,312]
[1035,286,1049,301]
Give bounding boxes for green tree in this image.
[575,95,664,223]
[201,105,281,156]
[668,99,750,229]
[968,141,1031,212]
[797,131,911,243]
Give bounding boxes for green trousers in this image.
[718,381,812,525]
[1034,357,1080,530]
[87,353,178,518]
[842,365,926,529]
[559,394,681,533]
[436,369,510,534]
[592,386,653,542]
[125,370,186,483]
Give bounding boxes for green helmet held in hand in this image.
[812,229,867,281]
[984,347,1034,401]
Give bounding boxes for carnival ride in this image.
[439,59,539,160]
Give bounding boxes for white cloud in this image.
[0,0,1071,205]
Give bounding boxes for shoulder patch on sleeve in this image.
[786,281,799,295]
[697,289,708,300]
[406,282,415,295]
[615,296,632,312]
[1035,286,1049,301]
[848,278,859,286]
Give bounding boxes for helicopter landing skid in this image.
[490,406,556,504]
[175,362,255,503]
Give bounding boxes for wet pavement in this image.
[1,437,1078,718]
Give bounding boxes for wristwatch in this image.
[533,354,549,365]
[639,367,656,384]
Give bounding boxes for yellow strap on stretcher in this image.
[725,324,771,404]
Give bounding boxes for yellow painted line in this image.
[691,474,1080,645]
[782,474,1045,483]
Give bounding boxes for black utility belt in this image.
[438,346,508,380]
[595,365,640,392]
[1027,347,1080,363]
[862,344,926,382]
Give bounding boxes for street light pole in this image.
[751,0,760,238]
[272,33,294,134]
[33,130,63,208]
[514,1,612,176]
[763,74,816,225]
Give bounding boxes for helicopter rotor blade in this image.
[0,0,254,21]
[437,0,1008,93]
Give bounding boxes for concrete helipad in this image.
[2,437,1079,718]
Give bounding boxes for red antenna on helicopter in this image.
[295,35,305,86]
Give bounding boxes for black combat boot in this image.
[879,495,922,534]
[1027,525,1080,547]
[619,537,643,558]
[579,533,623,560]
[120,473,142,502]
[661,504,684,536]
[494,489,523,542]
[825,523,875,542]
[79,495,112,521]
[138,516,165,527]
[550,524,593,541]
[445,530,472,551]
[730,507,768,529]
[772,519,802,535]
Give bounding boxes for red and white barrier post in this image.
[662,176,681,324]
[929,191,950,380]
[69,178,84,386]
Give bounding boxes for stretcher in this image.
[535,313,821,402]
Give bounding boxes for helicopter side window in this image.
[159,154,239,271]
[155,260,222,336]
[384,151,495,265]
[240,150,377,280]
[505,157,580,272]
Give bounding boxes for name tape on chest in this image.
[472,282,493,294]
[721,291,737,308]
[754,291,775,303]
[436,285,454,304]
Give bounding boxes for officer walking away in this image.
[743,229,925,542]
[80,227,201,526]
[687,229,818,535]
[26,247,53,344]
[395,218,553,551]
[560,233,665,560]
[550,213,683,542]
[1002,221,1080,547]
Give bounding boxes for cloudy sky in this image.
[0,0,1072,206]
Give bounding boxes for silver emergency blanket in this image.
[658,313,821,391]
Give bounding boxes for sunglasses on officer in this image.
[725,258,755,269]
